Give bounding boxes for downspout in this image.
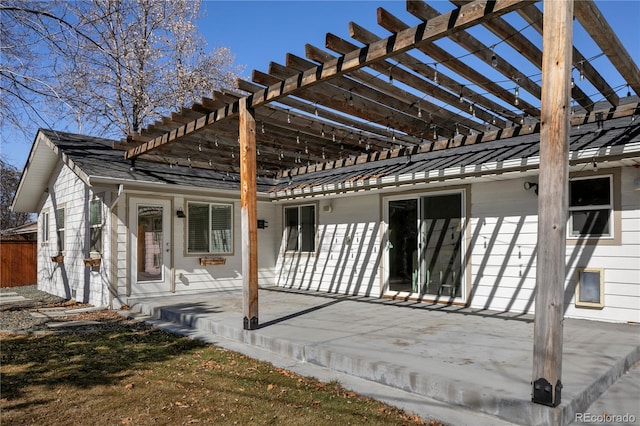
[108,184,124,309]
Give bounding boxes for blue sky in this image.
[2,0,638,169]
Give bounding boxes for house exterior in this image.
[11,113,640,323]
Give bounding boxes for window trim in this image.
[567,169,621,246]
[283,203,317,254]
[41,210,50,244]
[574,268,604,309]
[89,198,103,255]
[55,206,65,253]
[186,201,234,255]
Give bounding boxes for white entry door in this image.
[129,198,172,294]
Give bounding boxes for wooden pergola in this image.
[120,0,639,407]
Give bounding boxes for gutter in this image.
[88,175,273,201]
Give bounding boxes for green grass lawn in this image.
[1,312,440,425]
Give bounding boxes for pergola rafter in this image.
[121,0,636,179]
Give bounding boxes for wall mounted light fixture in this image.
[524,181,539,195]
[176,207,186,218]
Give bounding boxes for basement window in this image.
[575,268,604,309]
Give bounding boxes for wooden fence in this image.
[1,240,37,288]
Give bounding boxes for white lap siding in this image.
[37,164,109,307]
[275,194,382,296]
[468,169,640,323]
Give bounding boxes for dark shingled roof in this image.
[40,129,276,192]
[270,116,640,195]
[40,116,639,197]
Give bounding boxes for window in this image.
[569,176,612,237]
[41,211,50,244]
[284,205,316,252]
[90,199,103,253]
[187,202,232,254]
[55,207,65,252]
[575,268,604,308]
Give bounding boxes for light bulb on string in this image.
[417,102,422,118]
[627,84,631,97]
[491,47,498,67]
[433,63,438,84]
[287,112,291,124]
[579,61,585,81]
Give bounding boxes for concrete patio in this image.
[125,287,640,426]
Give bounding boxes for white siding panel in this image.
[37,164,109,307]
[275,195,382,296]
[469,171,640,323]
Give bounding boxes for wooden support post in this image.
[239,97,259,330]
[532,0,573,407]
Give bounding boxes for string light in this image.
[627,84,631,97]
[579,61,585,81]
[491,46,498,67]
[214,137,219,147]
[514,84,520,106]
[296,132,300,144]
[261,121,265,134]
[433,63,438,84]
[417,102,422,118]
[198,143,202,152]
[348,90,354,106]
[314,103,319,116]
[287,112,291,123]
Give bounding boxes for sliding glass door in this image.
[385,191,464,299]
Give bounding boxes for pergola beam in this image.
[124,0,533,160]
[574,0,640,96]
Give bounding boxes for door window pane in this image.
[138,206,163,282]
[388,199,417,292]
[422,194,462,298]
